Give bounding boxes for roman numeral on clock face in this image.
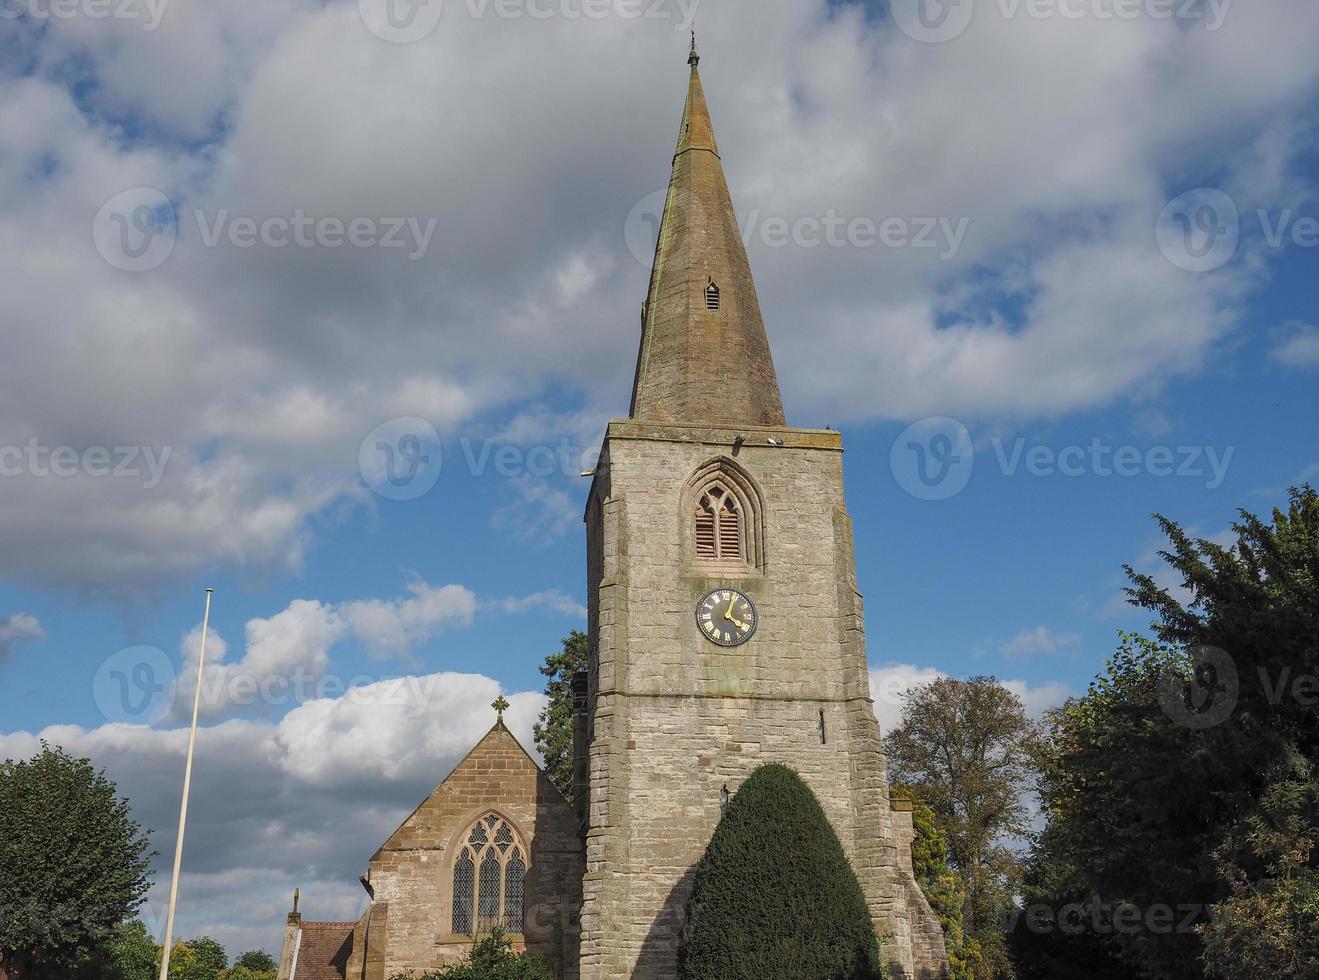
[695,588,757,648]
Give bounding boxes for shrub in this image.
[677,763,885,980]
[389,929,553,980]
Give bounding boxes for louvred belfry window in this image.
[450,814,527,935]
[695,484,742,560]
[705,280,721,310]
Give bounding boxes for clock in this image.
[697,589,758,647]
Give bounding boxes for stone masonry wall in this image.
[578,420,949,979]
[364,725,582,978]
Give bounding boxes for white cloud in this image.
[870,662,1072,732]
[1003,679,1074,720]
[0,670,545,956]
[172,583,477,719]
[1,1,1317,599]
[1269,321,1319,368]
[869,663,947,733]
[497,590,588,620]
[998,626,1082,660]
[340,583,478,661]
[0,612,44,664]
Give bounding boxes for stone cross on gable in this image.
[492,695,510,719]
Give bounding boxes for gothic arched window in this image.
[451,814,527,936]
[687,459,765,570]
[695,483,742,561]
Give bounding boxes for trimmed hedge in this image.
[677,764,885,980]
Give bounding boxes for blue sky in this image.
[1,0,1317,956]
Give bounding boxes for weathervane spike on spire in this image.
[689,28,699,67]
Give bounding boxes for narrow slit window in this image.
[705,281,721,311]
[819,709,827,745]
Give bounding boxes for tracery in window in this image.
[695,484,742,560]
[450,814,527,935]
[687,459,764,570]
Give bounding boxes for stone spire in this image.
[628,46,786,428]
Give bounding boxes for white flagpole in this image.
[158,587,213,980]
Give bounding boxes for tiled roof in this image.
[293,921,355,980]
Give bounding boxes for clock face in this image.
[697,589,758,647]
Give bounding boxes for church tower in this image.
[576,45,950,979]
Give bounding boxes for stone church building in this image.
[276,46,950,980]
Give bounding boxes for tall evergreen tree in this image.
[532,630,588,798]
[677,764,884,980]
[1022,487,1319,979]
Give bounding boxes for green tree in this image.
[531,630,588,798]
[1020,487,1319,979]
[169,936,227,980]
[222,949,278,979]
[104,920,159,980]
[0,744,154,979]
[897,791,984,980]
[232,951,276,972]
[388,928,553,979]
[885,676,1040,977]
[676,763,884,980]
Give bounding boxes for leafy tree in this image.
[1021,487,1319,979]
[885,676,1040,975]
[104,920,158,980]
[168,936,227,980]
[0,744,154,979]
[1017,634,1210,979]
[231,951,276,972]
[388,928,553,979]
[897,791,984,980]
[676,763,884,980]
[531,630,588,798]
[222,949,278,979]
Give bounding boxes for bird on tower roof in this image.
[628,39,787,429]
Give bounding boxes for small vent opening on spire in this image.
[705,281,721,311]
